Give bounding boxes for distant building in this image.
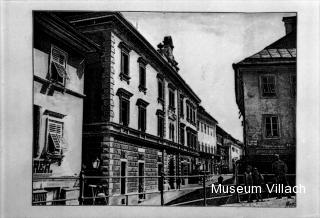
[62,12,202,205]
[197,106,218,174]
[32,12,98,204]
[226,138,244,173]
[216,125,231,174]
[233,16,296,173]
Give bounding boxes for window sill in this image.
[138,85,147,94]
[120,72,131,84]
[34,75,85,98]
[168,106,176,112]
[157,98,164,104]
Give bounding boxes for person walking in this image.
[272,154,291,199]
[176,176,181,190]
[244,165,253,203]
[252,167,264,202]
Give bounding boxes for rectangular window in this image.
[169,89,175,109]
[158,164,162,191]
[192,110,195,124]
[265,115,279,138]
[186,104,190,121]
[120,99,130,126]
[139,64,146,92]
[49,45,68,85]
[169,123,175,141]
[121,51,129,76]
[261,75,276,97]
[138,162,145,199]
[179,96,184,117]
[120,161,127,194]
[158,80,164,101]
[157,115,164,138]
[180,126,185,145]
[46,119,64,154]
[138,106,147,132]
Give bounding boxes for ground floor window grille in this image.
[120,161,127,195]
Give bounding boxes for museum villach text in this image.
[212,184,306,194]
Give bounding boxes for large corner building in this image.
[233,16,296,173]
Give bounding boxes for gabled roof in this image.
[235,30,296,65]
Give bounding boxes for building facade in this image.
[32,12,98,204]
[225,138,243,173]
[233,16,296,173]
[197,106,218,174]
[62,12,201,205]
[216,125,231,174]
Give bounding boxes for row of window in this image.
[260,75,296,98]
[186,101,196,125]
[120,160,163,195]
[197,121,214,136]
[120,43,198,127]
[199,143,214,154]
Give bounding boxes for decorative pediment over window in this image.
[156,109,165,116]
[138,57,148,66]
[168,82,176,90]
[118,41,132,53]
[136,98,149,107]
[43,110,66,119]
[157,73,164,80]
[116,88,133,99]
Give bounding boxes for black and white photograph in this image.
[31,11,297,207]
[1,1,320,218]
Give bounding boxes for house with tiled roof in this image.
[233,16,296,173]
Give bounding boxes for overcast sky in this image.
[122,12,296,141]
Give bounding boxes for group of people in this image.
[244,154,292,202]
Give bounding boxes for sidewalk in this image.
[224,196,296,208]
[139,174,234,206]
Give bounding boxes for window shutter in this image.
[48,120,63,136]
[47,119,63,150]
[50,46,69,81]
[51,47,66,67]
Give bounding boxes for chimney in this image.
[282,16,296,35]
[157,36,179,71]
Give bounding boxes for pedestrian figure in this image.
[272,154,291,199]
[176,176,181,190]
[252,167,264,202]
[218,175,224,185]
[244,165,253,203]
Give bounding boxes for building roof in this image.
[235,30,296,66]
[197,105,218,124]
[34,12,100,54]
[57,12,201,103]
